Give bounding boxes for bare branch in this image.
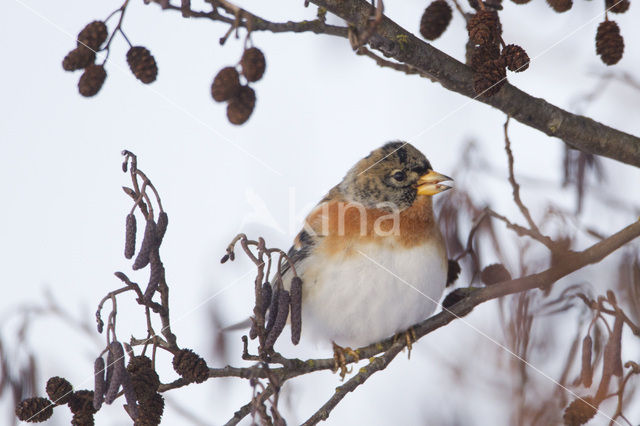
[309,0,640,168]
[147,0,348,38]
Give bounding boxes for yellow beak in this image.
[416,170,453,196]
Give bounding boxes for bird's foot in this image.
[332,342,360,380]
[394,328,417,359]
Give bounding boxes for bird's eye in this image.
[392,171,406,182]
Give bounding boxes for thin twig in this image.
[147,0,348,38]
[503,116,548,243]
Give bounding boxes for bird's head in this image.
[338,141,452,210]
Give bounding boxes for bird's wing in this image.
[224,190,340,332]
[282,228,317,276]
[280,186,341,277]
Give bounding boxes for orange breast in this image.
[304,196,438,257]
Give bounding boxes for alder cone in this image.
[470,42,500,70]
[15,397,53,422]
[563,397,597,426]
[77,21,108,50]
[71,413,95,426]
[596,21,624,65]
[46,376,73,405]
[134,392,164,426]
[240,47,266,82]
[78,64,107,97]
[467,10,502,45]
[227,85,256,125]
[480,263,511,285]
[126,46,158,84]
[419,0,453,41]
[484,0,504,9]
[502,44,530,72]
[172,349,209,384]
[606,0,630,13]
[510,0,531,4]
[211,67,241,102]
[473,58,506,97]
[68,390,98,416]
[546,0,572,12]
[127,355,160,402]
[62,46,96,71]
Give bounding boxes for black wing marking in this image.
[281,229,316,276]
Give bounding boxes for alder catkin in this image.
[290,277,303,345]
[265,290,290,349]
[156,211,168,245]
[250,281,273,339]
[144,250,163,303]
[133,219,157,270]
[93,358,106,410]
[105,341,126,405]
[125,213,136,259]
[265,286,280,335]
[580,335,593,387]
[260,281,272,318]
[609,315,624,377]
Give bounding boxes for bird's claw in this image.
[394,328,417,359]
[332,342,360,380]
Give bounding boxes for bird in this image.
[280,141,452,352]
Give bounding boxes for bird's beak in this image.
[416,170,453,196]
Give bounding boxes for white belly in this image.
[288,240,447,348]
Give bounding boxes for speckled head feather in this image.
[337,142,432,210]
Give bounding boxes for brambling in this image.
[282,141,452,349]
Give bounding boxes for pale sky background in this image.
[2,0,640,425]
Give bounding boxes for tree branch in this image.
[301,342,405,425]
[148,0,348,38]
[148,0,640,167]
[223,384,276,426]
[309,0,640,169]
[155,218,640,424]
